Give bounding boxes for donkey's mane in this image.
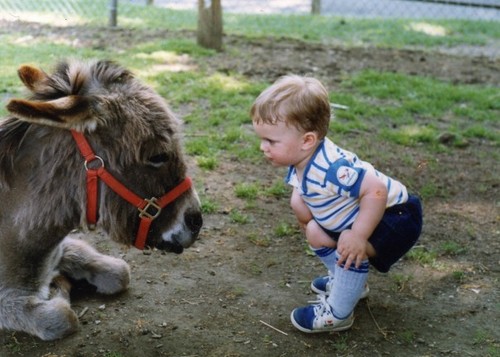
[31,59,133,101]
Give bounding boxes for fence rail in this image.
[408,0,499,9]
[0,0,498,27]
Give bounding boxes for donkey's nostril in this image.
[186,211,203,236]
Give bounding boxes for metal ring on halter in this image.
[84,155,105,171]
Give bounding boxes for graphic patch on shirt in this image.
[325,158,365,196]
[336,166,359,187]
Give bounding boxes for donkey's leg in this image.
[57,237,130,295]
[0,291,78,341]
[50,274,72,301]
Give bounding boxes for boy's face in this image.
[253,120,307,168]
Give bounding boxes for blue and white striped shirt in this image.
[286,138,408,232]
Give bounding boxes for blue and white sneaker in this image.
[311,275,370,299]
[290,296,354,333]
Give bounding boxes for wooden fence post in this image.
[197,0,223,51]
[109,0,118,27]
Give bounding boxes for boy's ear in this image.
[301,132,319,150]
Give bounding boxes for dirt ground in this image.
[0,21,499,357]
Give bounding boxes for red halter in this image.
[70,130,192,250]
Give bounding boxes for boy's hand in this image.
[337,229,368,269]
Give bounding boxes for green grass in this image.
[200,198,218,214]
[264,180,289,199]
[234,183,260,200]
[229,209,249,224]
[1,6,498,204]
[274,222,295,238]
[439,241,467,256]
[332,70,499,147]
[2,1,498,48]
[248,233,271,247]
[407,246,438,266]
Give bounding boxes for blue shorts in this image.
[320,195,423,273]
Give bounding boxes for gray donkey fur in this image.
[0,59,203,340]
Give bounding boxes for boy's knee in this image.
[306,221,336,248]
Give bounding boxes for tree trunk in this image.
[147,0,154,5]
[197,0,223,51]
[311,0,321,15]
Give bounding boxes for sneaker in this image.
[311,275,370,299]
[290,296,354,333]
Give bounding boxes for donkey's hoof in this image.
[33,297,79,341]
[92,258,131,295]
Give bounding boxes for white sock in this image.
[310,246,336,276]
[327,250,369,320]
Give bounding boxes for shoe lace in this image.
[310,295,333,318]
[308,294,323,304]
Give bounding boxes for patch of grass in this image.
[381,125,438,146]
[4,339,22,354]
[439,241,467,256]
[274,222,295,237]
[418,182,441,200]
[398,329,416,344]
[225,14,499,49]
[234,183,259,200]
[3,0,499,48]
[248,233,271,248]
[224,286,245,300]
[391,273,413,292]
[451,271,466,282]
[200,198,218,214]
[229,209,249,224]
[197,156,218,170]
[325,333,349,352]
[406,246,437,266]
[338,71,499,148]
[185,136,215,156]
[264,180,289,199]
[135,39,216,58]
[472,329,499,356]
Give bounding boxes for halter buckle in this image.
[138,197,162,220]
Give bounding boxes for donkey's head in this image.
[6,59,202,253]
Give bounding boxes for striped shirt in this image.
[286,138,408,232]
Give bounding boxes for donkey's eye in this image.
[147,153,168,168]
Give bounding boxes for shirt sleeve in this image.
[324,158,366,197]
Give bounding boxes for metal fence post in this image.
[109,0,118,27]
[312,0,321,15]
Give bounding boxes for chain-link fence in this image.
[162,0,500,19]
[0,0,498,25]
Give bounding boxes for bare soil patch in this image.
[1,21,499,357]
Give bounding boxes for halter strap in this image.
[70,130,192,250]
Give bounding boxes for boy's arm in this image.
[337,171,387,268]
[290,187,313,230]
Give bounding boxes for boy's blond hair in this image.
[250,75,331,139]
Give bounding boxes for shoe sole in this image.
[290,310,354,333]
[310,283,370,299]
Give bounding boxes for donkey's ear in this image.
[6,96,93,129]
[17,65,50,92]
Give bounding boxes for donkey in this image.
[0,59,203,340]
